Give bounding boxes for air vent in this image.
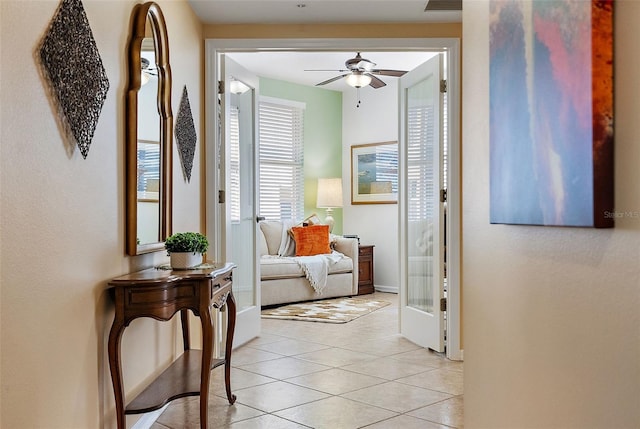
[424,0,462,11]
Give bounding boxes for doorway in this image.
[205,38,462,361]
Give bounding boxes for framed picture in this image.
[351,141,398,204]
[489,0,614,228]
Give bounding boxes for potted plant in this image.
[165,232,209,269]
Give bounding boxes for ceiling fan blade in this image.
[366,74,387,89]
[370,69,407,77]
[316,74,349,86]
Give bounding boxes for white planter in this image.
[170,252,203,269]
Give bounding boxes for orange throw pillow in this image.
[290,224,331,256]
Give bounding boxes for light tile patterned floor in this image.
[151,292,463,428]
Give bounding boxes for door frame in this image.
[205,38,462,361]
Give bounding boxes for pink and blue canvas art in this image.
[489,0,613,227]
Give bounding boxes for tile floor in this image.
[151,292,463,428]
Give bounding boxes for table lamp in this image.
[316,178,343,233]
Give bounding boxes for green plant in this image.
[165,232,209,255]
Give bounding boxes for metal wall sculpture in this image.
[175,85,197,182]
[38,0,109,159]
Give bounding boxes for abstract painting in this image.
[489,0,613,227]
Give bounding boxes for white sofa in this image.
[259,220,359,307]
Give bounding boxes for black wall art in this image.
[175,86,197,182]
[38,0,109,159]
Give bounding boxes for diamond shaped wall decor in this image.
[38,0,109,159]
[175,86,197,182]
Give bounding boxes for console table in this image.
[107,262,237,429]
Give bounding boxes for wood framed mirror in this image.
[125,2,172,256]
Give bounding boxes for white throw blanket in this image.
[294,251,344,295]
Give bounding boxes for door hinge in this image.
[440,79,447,93]
[440,189,447,203]
[440,297,447,312]
[218,190,225,203]
[218,80,224,94]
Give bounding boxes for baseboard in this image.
[374,285,398,294]
[131,404,168,429]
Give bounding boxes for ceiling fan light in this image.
[141,71,150,86]
[230,79,250,94]
[345,72,372,88]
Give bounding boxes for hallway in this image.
[152,292,463,428]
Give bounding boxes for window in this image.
[258,97,305,221]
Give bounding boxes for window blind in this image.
[407,105,435,221]
[229,107,240,223]
[259,99,304,221]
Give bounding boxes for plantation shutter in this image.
[407,105,435,221]
[258,98,305,221]
[229,106,240,223]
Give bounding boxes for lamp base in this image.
[323,208,335,233]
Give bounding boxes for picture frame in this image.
[351,141,398,205]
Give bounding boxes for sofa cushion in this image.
[290,224,331,256]
[259,221,283,255]
[260,256,353,280]
[258,228,268,256]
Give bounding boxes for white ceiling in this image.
[188,0,461,24]
[190,1,456,92]
[226,51,438,91]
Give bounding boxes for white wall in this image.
[463,1,640,427]
[342,82,399,290]
[0,1,203,427]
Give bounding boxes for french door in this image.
[219,55,261,347]
[398,53,446,352]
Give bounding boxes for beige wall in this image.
[204,22,461,39]
[462,1,640,428]
[0,1,203,427]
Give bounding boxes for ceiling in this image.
[189,1,458,92]
[226,51,438,91]
[188,0,462,25]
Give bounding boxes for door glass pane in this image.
[406,76,437,314]
[229,88,255,311]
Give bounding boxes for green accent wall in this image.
[260,77,344,234]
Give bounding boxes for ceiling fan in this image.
[306,52,408,89]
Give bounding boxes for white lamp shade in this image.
[317,178,343,208]
[345,72,372,88]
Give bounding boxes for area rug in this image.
[261,297,390,324]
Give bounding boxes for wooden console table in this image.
[107,262,237,429]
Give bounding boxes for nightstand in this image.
[358,245,375,295]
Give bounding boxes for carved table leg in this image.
[108,317,126,429]
[180,309,190,351]
[224,291,237,404]
[199,303,214,429]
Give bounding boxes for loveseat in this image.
[259,220,359,307]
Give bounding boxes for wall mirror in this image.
[125,2,172,255]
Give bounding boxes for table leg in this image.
[224,291,237,404]
[108,319,126,429]
[180,309,190,351]
[199,303,214,429]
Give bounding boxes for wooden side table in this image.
[107,262,236,429]
[358,245,375,295]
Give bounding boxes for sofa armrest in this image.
[334,237,359,294]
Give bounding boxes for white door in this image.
[398,54,445,352]
[221,55,261,347]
